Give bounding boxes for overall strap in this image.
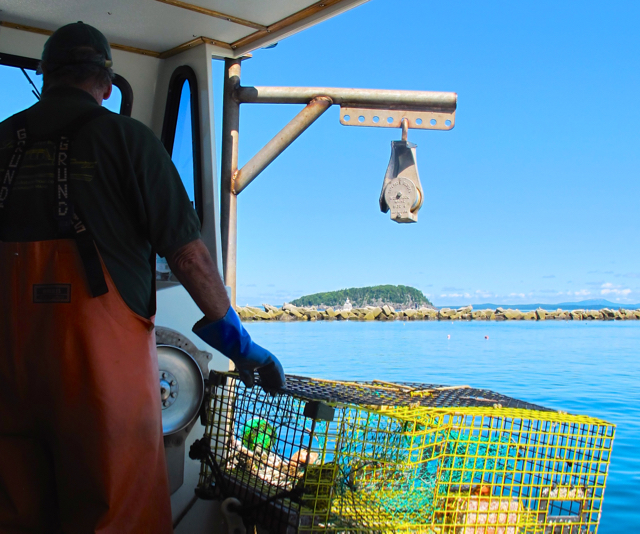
[0,111,29,211]
[54,106,112,297]
[52,106,112,235]
[0,106,112,298]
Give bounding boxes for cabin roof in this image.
[0,0,368,59]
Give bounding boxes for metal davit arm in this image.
[235,85,457,110]
[219,58,457,307]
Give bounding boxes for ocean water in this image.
[246,320,640,533]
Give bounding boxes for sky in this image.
[2,1,639,307]
[213,0,640,307]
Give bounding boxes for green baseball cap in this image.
[42,21,113,68]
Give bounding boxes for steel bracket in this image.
[340,105,455,130]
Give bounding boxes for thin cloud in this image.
[600,282,632,296]
[602,288,632,296]
[618,272,640,279]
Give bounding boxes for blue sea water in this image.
[247,320,640,533]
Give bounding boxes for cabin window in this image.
[0,61,41,121]
[0,52,133,119]
[161,66,202,222]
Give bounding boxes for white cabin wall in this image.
[151,43,224,280]
[110,49,161,128]
[151,42,229,368]
[0,25,47,59]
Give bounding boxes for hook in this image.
[401,118,409,141]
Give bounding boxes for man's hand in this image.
[166,239,285,393]
[193,307,285,394]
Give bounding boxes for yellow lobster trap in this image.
[194,373,614,533]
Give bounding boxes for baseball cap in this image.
[41,21,113,69]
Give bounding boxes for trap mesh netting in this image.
[196,373,614,533]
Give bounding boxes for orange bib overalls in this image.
[0,110,173,533]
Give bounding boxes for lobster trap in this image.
[196,373,614,533]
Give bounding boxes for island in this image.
[290,285,433,309]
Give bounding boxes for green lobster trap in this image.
[195,373,614,533]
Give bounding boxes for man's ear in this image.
[103,80,113,101]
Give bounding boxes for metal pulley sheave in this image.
[156,327,213,494]
[158,345,204,436]
[379,120,424,223]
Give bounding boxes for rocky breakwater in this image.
[235,304,640,322]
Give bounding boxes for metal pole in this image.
[233,96,333,195]
[235,86,457,111]
[220,58,241,308]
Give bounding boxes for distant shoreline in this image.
[237,304,640,322]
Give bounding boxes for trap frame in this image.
[195,373,614,534]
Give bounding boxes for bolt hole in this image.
[373,116,379,123]
[445,119,452,126]
[358,116,365,123]
[343,114,350,122]
[416,118,423,125]
[430,119,437,126]
[387,117,393,124]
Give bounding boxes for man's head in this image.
[40,21,114,103]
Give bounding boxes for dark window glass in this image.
[171,81,195,204]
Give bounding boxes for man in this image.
[0,22,284,533]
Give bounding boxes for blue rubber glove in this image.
[192,306,285,394]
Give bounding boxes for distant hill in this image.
[444,299,640,311]
[291,285,433,309]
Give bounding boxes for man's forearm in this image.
[165,239,230,321]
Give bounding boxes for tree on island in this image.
[291,285,433,309]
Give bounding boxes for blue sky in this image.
[2,0,639,307]
[213,0,640,307]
